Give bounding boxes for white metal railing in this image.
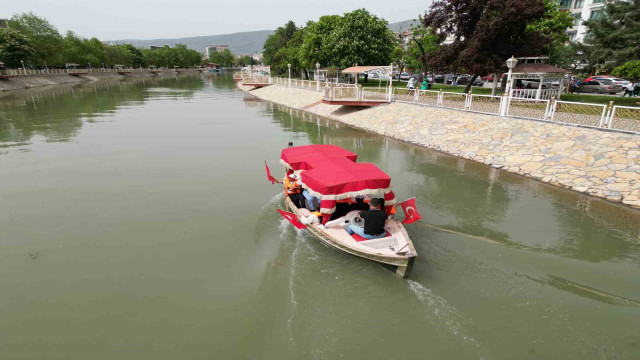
[608,105,640,133]
[507,98,551,121]
[510,88,557,100]
[266,76,640,134]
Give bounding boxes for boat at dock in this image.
[270,144,418,278]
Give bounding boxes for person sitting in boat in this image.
[348,196,370,212]
[346,198,387,239]
[278,173,305,208]
[302,189,320,211]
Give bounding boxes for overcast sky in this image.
[4,0,430,40]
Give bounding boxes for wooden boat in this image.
[275,144,417,278]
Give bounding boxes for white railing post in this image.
[438,90,443,106]
[499,92,509,116]
[414,89,419,103]
[466,90,472,110]
[548,97,556,121]
[606,101,615,129]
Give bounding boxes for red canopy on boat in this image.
[280,145,396,214]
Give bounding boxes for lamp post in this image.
[20,60,25,74]
[288,63,291,87]
[505,55,518,96]
[500,55,518,116]
[315,62,320,91]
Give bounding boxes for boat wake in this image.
[286,227,307,347]
[407,280,482,350]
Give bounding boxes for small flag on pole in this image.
[399,198,422,224]
[264,160,278,184]
[277,209,307,229]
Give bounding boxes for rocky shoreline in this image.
[239,84,640,209]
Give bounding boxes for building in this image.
[557,0,608,43]
[149,45,164,50]
[0,19,7,28]
[205,45,229,59]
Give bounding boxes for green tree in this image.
[527,0,574,67]
[8,12,63,67]
[582,0,640,72]
[209,49,234,66]
[612,60,640,80]
[324,9,396,68]
[405,23,440,80]
[298,15,341,69]
[0,28,37,68]
[263,21,299,74]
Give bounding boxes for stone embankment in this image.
[240,84,640,209]
[0,70,201,92]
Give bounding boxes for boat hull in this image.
[285,196,416,278]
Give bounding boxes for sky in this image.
[3,0,430,40]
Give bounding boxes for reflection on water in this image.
[1,74,640,360]
[0,75,203,146]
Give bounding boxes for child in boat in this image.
[346,198,387,239]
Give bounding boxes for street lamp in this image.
[505,55,518,95]
[20,60,25,71]
[315,62,320,90]
[287,63,291,87]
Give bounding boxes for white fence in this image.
[270,77,640,134]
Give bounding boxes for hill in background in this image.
[114,20,417,55]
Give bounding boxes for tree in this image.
[612,60,640,80]
[0,28,36,68]
[405,23,440,80]
[582,0,640,72]
[263,21,299,73]
[527,0,574,67]
[324,9,396,68]
[298,15,342,69]
[423,0,555,93]
[209,49,234,66]
[8,12,63,67]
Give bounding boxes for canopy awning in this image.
[341,66,390,74]
[280,145,396,213]
[510,63,568,75]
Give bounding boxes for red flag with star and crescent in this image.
[277,209,307,229]
[399,198,422,224]
[264,160,278,184]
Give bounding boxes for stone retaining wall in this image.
[240,84,640,209]
[0,70,201,92]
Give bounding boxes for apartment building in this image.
[558,0,608,43]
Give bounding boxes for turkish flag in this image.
[399,198,422,224]
[264,160,278,184]
[277,209,307,229]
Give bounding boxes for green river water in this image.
[1,74,640,360]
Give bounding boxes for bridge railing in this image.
[0,67,194,76]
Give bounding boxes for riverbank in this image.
[239,84,640,209]
[0,69,202,92]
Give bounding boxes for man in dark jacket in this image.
[346,198,387,239]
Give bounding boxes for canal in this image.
[1,74,639,360]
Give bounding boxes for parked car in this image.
[519,79,558,89]
[585,76,631,88]
[456,75,484,86]
[399,72,412,81]
[578,79,623,94]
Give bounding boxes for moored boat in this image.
[269,144,418,278]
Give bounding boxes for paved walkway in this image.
[240,84,640,209]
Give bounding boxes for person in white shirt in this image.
[407,77,417,90]
[623,83,635,97]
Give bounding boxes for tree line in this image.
[264,0,640,91]
[0,12,203,69]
